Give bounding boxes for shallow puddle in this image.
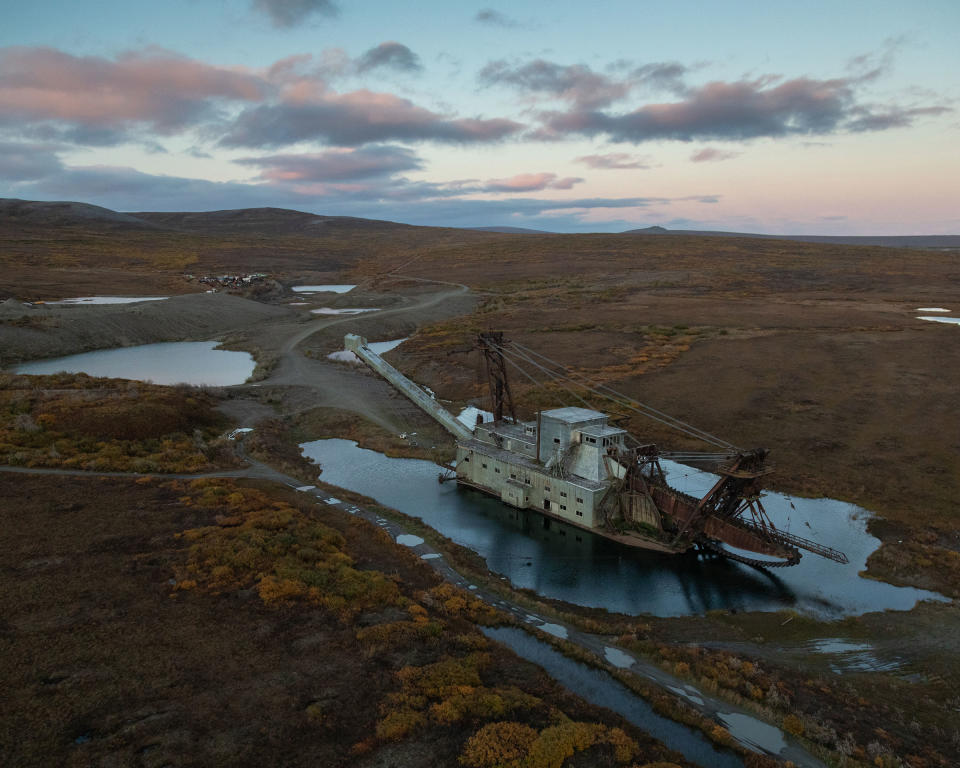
[802,638,904,673]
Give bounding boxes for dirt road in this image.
[243,283,473,436]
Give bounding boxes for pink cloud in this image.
[0,47,267,133]
[576,152,652,169]
[482,172,584,192]
[689,147,740,162]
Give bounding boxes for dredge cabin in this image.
[456,407,652,531]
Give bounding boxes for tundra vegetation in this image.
[0,470,696,767]
[0,372,238,472]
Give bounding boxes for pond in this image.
[299,438,946,618]
[292,284,356,293]
[311,307,379,315]
[46,296,169,305]
[14,341,256,386]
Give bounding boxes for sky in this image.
[1,0,958,234]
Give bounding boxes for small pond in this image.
[46,296,169,305]
[311,307,379,315]
[292,285,356,293]
[300,438,946,618]
[14,341,256,386]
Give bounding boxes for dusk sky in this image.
[2,0,957,233]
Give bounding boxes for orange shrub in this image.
[459,721,538,767]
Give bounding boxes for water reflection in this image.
[300,439,945,617]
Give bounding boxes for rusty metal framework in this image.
[478,332,518,422]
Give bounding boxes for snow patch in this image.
[396,534,425,547]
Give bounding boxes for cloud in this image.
[481,172,583,192]
[0,46,267,142]
[0,141,64,181]
[630,62,690,95]
[846,105,950,132]
[235,145,423,181]
[480,59,630,109]
[355,42,422,74]
[252,0,339,28]
[575,152,652,169]
[539,74,951,143]
[474,9,518,27]
[0,45,521,152]
[689,147,739,163]
[221,91,523,147]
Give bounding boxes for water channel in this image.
[13,341,256,386]
[483,627,746,768]
[300,438,945,618]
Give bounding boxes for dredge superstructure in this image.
[345,332,848,568]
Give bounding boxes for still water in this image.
[483,627,745,768]
[46,296,169,305]
[292,284,356,293]
[300,438,945,618]
[14,341,256,386]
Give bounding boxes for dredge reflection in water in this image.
[300,439,944,618]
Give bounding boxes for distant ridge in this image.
[470,226,555,234]
[2,199,955,249]
[0,198,160,229]
[621,225,960,250]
